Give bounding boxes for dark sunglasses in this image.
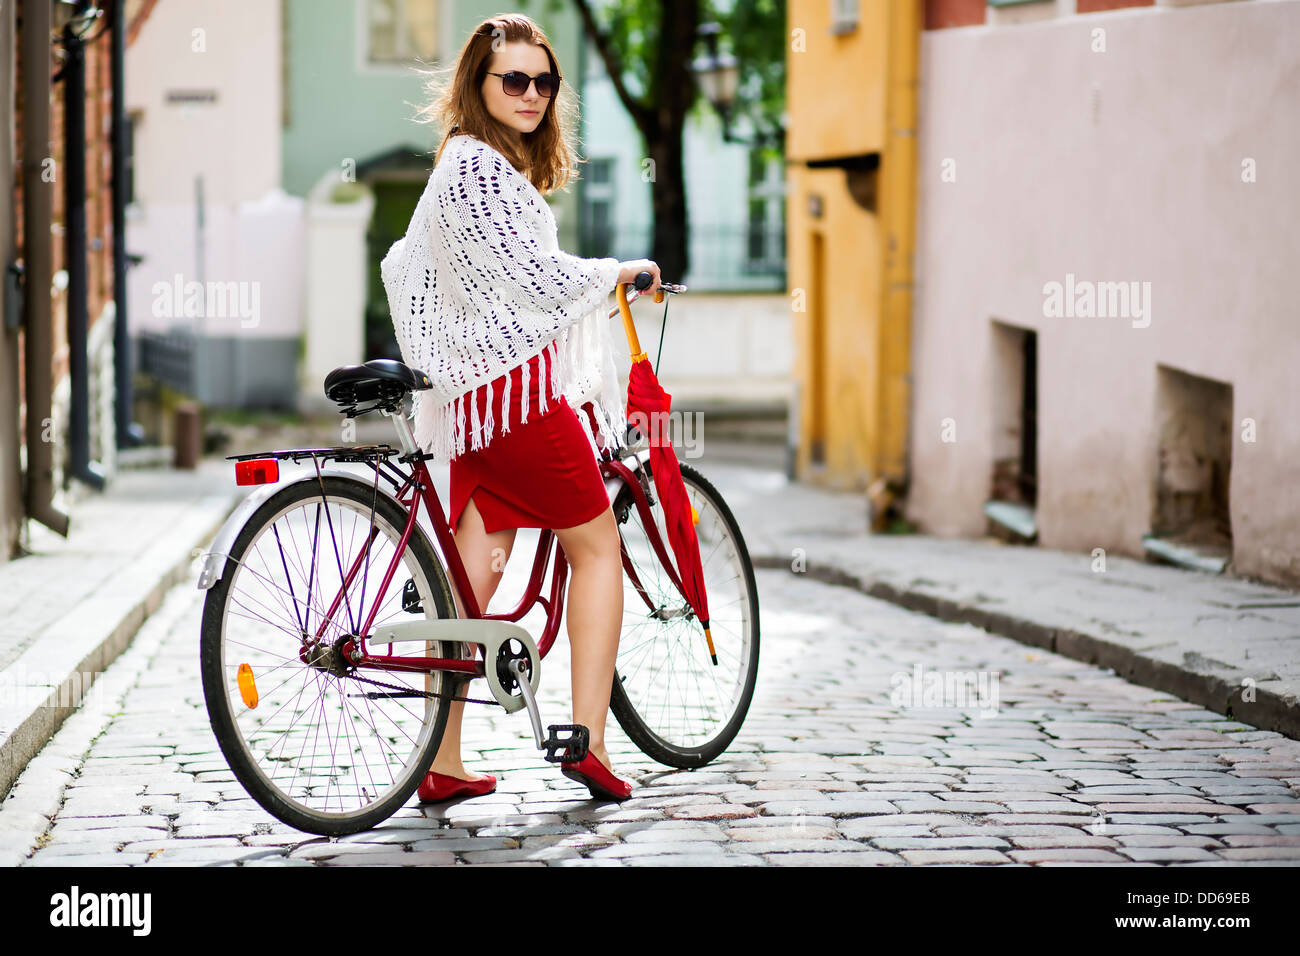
[485,70,562,98]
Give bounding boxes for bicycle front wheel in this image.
[199,475,460,835]
[609,460,760,768]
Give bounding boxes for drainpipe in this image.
[61,8,106,490]
[875,0,920,512]
[111,0,142,448]
[22,0,70,535]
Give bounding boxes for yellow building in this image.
[786,0,919,518]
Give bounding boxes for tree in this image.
[527,0,786,281]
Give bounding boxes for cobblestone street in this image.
[6,533,1300,867]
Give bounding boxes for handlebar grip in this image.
[633,271,653,291]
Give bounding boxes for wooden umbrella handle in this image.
[616,283,647,363]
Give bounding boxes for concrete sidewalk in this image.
[0,459,246,797]
[713,463,1300,740]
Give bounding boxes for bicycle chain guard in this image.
[371,619,540,714]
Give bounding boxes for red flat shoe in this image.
[561,752,633,801]
[417,770,497,803]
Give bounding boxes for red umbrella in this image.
[614,281,716,665]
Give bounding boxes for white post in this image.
[301,172,375,415]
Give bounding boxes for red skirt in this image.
[448,345,612,536]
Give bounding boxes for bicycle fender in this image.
[195,468,410,591]
[603,444,652,503]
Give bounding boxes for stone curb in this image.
[0,492,243,799]
[751,554,1300,741]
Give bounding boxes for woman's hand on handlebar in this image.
[617,259,661,297]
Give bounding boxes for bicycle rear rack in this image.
[226,444,402,465]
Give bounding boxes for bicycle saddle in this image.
[324,359,433,413]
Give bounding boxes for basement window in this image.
[985,321,1038,542]
[1144,365,1233,573]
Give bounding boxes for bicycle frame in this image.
[322,416,694,695]
[205,278,696,697]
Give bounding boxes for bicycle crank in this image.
[505,658,588,764]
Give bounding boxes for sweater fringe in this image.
[468,378,482,451]
[410,327,626,465]
[456,393,466,459]
[520,349,531,424]
[498,370,511,437]
[537,340,551,417]
[484,378,496,446]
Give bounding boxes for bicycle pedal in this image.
[542,724,589,763]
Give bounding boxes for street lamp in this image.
[692,22,761,147]
[53,0,102,34]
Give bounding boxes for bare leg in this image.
[427,494,515,779]
[553,505,624,774]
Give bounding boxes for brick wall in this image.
[927,0,1200,29]
[1077,0,1154,12]
[12,0,120,456]
[925,0,986,29]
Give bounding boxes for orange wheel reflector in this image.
[235,458,280,486]
[690,505,699,526]
[237,663,259,708]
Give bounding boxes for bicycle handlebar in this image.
[608,270,686,320]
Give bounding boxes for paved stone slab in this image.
[871,837,1010,850]
[1213,848,1300,861]
[1113,835,1224,848]
[1008,849,1128,863]
[319,851,457,866]
[1008,835,1119,849]
[1118,847,1221,862]
[898,849,1011,865]
[586,842,728,859]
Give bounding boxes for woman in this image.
[380,14,660,803]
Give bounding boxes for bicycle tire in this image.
[199,474,460,835]
[608,460,760,768]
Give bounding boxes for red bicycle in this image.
[197,276,760,835]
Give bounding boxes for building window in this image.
[1147,365,1233,568]
[366,0,439,64]
[589,158,612,186]
[830,0,860,34]
[125,111,140,205]
[744,150,786,276]
[581,158,615,257]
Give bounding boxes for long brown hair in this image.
[416,13,584,195]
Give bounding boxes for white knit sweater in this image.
[380,132,625,464]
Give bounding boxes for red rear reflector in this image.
[235,459,280,486]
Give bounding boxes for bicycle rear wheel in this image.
[609,460,760,768]
[199,475,460,835]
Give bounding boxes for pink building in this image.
[907,0,1300,586]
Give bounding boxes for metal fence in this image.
[138,328,196,396]
[579,222,787,291]
[137,327,298,410]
